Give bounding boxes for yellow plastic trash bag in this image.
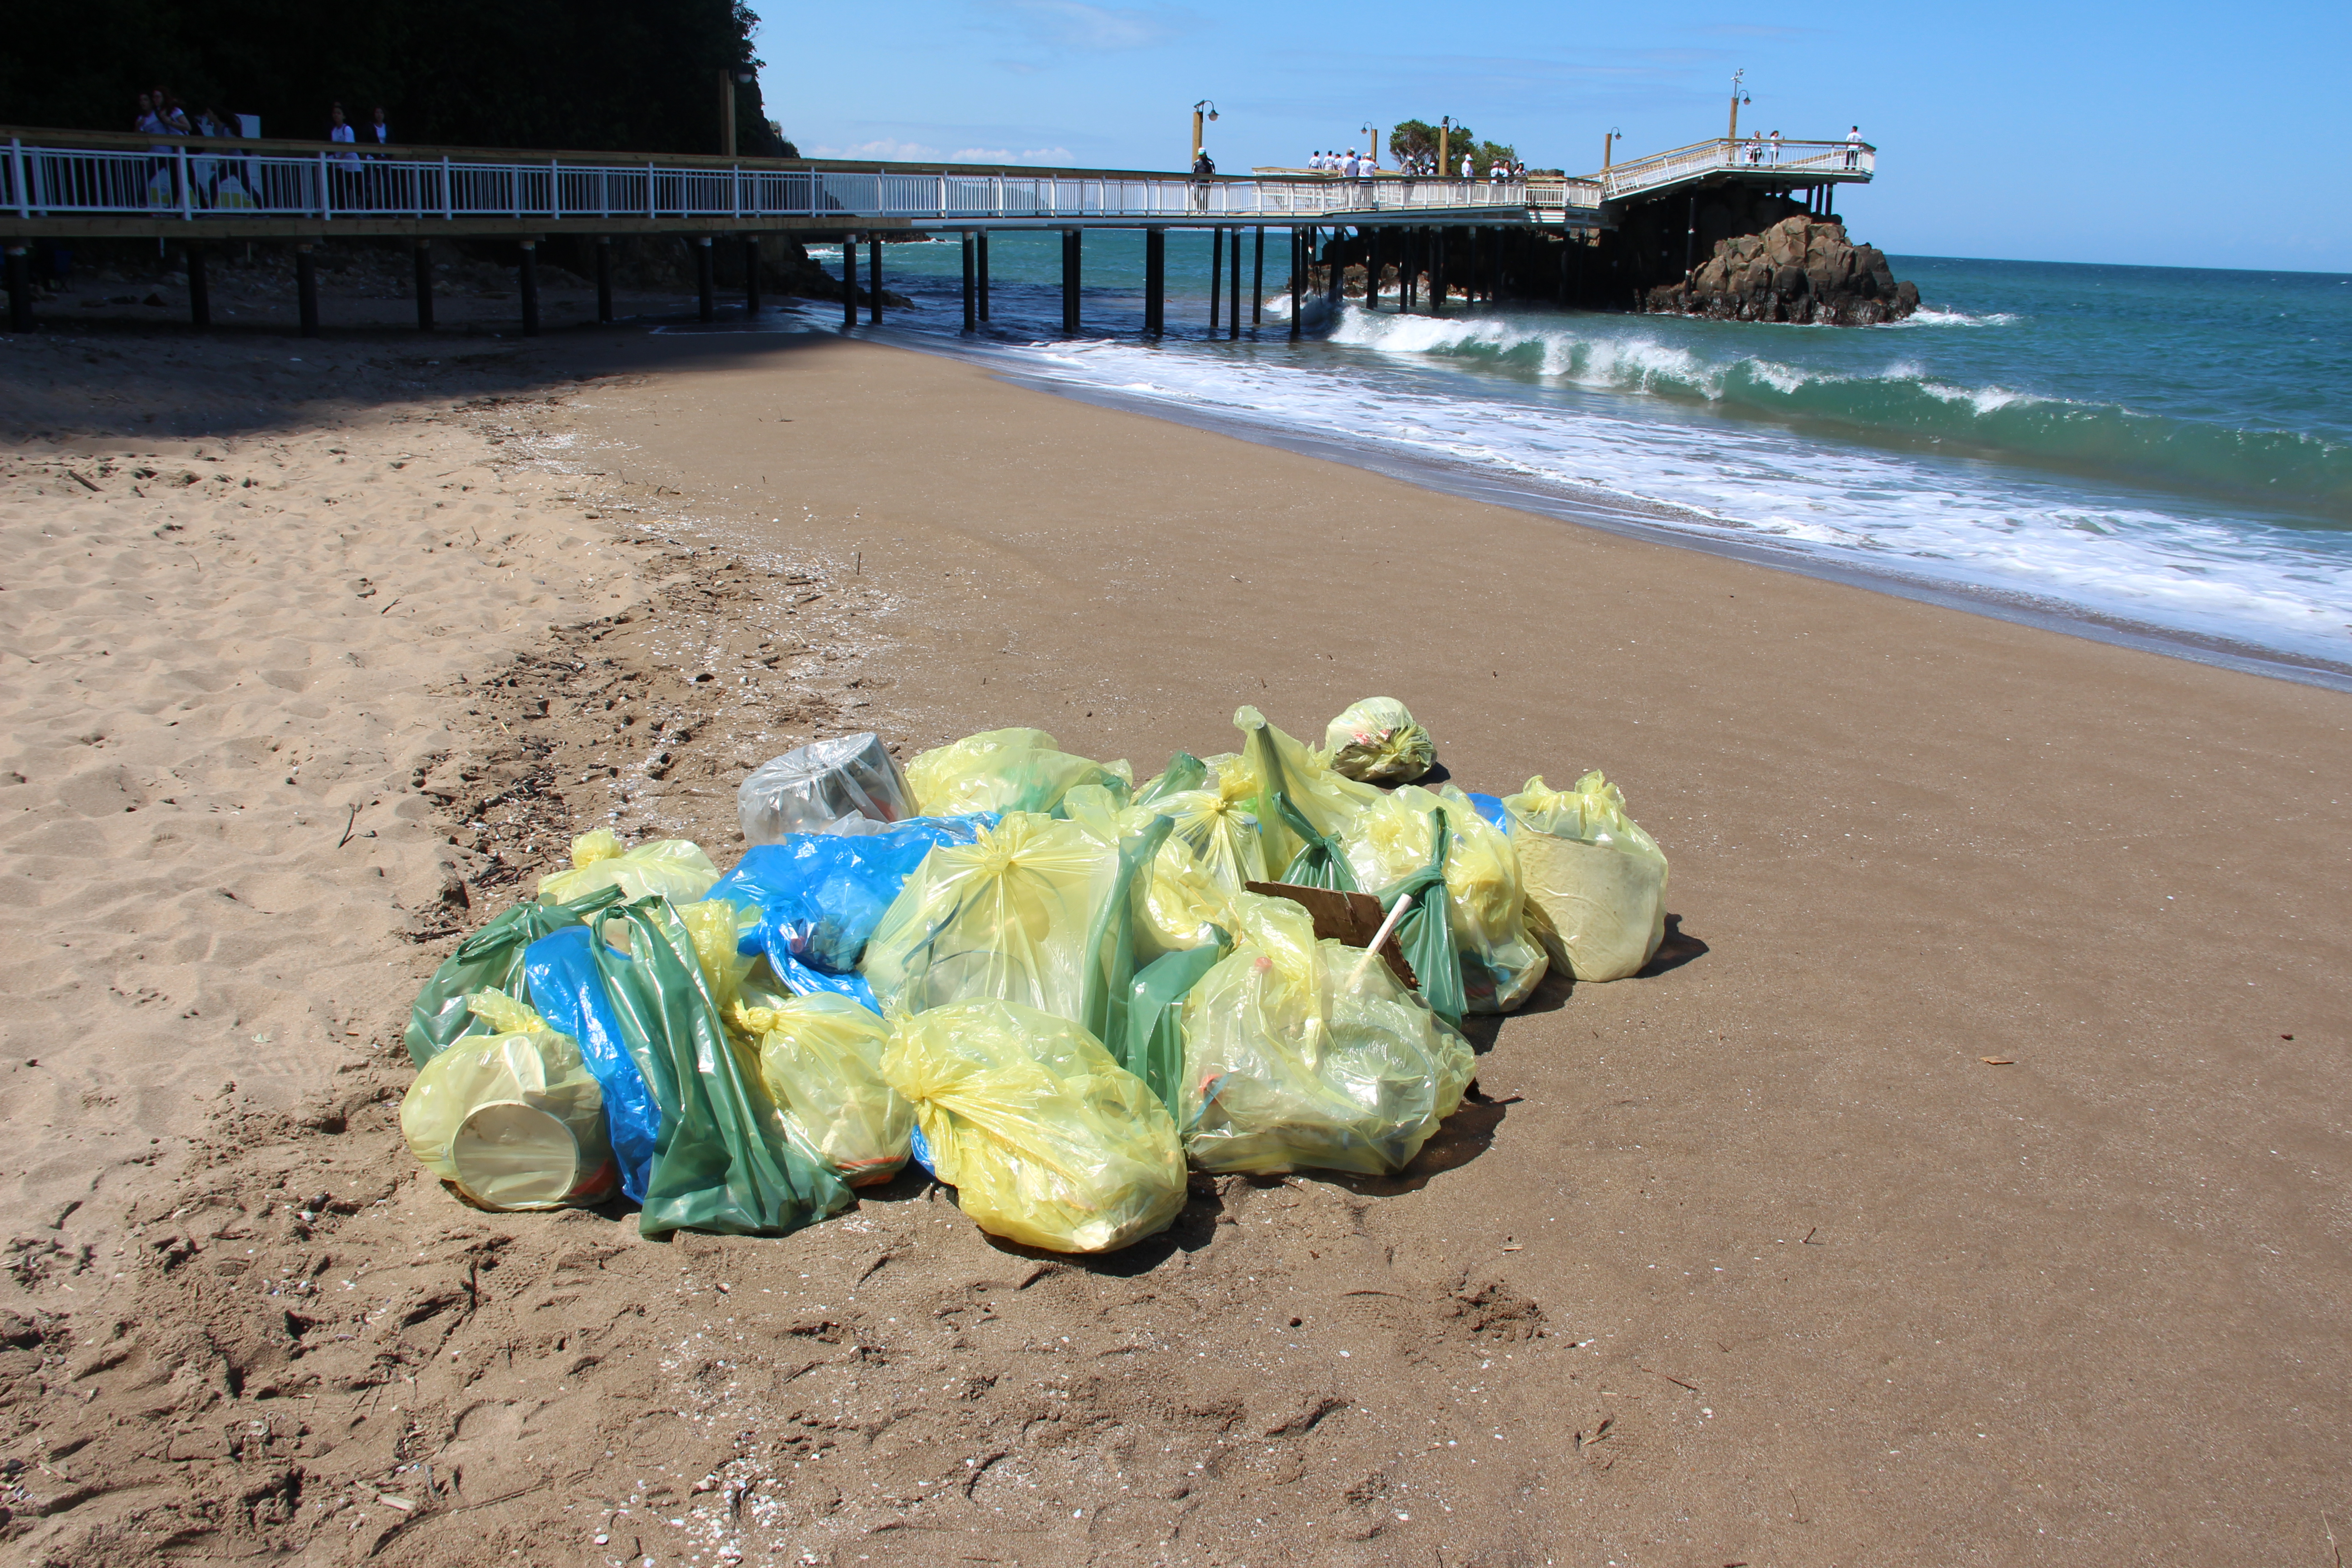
[1234,706,1382,886]
[861,812,1122,1024]
[1180,893,1473,1176]
[1342,784,1548,1013]
[1062,783,1231,958]
[905,727,1133,818]
[1322,696,1436,785]
[880,999,1187,1253]
[536,827,719,906]
[400,990,618,1210]
[680,897,754,1015]
[1504,772,1669,983]
[740,993,911,1187]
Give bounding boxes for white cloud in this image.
[950,145,1076,164]
[990,0,1180,51]
[804,137,947,160]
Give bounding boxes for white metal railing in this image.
[0,137,1589,225]
[1594,137,1875,202]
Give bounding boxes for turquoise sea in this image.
[775,236,2352,681]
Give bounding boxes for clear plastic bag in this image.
[400,990,619,1210]
[1322,696,1436,785]
[1344,784,1549,1014]
[738,732,915,843]
[905,727,1133,818]
[535,828,719,907]
[740,992,911,1187]
[1179,893,1473,1176]
[880,998,1187,1253]
[861,811,1166,1048]
[1504,772,1669,982]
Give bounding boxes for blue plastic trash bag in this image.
[524,925,666,1204]
[1466,792,1509,832]
[705,815,995,1011]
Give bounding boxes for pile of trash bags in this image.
[399,701,1670,1254]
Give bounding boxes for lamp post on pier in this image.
[1727,69,1751,147]
[1361,122,1380,171]
[1602,127,1622,172]
[1191,100,1219,166]
[719,67,756,157]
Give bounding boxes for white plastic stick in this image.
[1348,892,1414,990]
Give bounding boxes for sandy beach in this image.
[1,300,2347,1568]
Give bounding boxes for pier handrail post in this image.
[177,145,191,219]
[646,160,656,220]
[442,156,453,220]
[317,150,330,219]
[8,140,25,220]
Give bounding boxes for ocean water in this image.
[769,235,2352,680]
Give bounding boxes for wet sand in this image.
[3,314,2348,1567]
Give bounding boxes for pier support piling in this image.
[869,236,882,323]
[5,246,30,333]
[1366,229,1379,311]
[1228,228,1240,339]
[519,240,540,336]
[842,232,858,330]
[1431,229,1445,315]
[1060,229,1080,333]
[977,232,990,321]
[1289,228,1302,340]
[416,242,436,331]
[186,244,209,328]
[592,238,610,324]
[961,231,977,331]
[1143,228,1166,336]
[744,235,760,318]
[1252,227,1264,324]
[695,236,715,323]
[296,244,318,337]
[1209,226,1222,333]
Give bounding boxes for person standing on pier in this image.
[1845,126,1862,168]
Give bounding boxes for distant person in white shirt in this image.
[1460,153,1473,179]
[1844,126,1862,169]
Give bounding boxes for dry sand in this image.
[0,308,2347,1568]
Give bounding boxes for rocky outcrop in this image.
[1643,216,1918,325]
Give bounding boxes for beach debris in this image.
[1323,696,1435,785]
[1179,891,1472,1176]
[1980,1057,2015,1066]
[1504,773,1669,983]
[394,706,1677,1254]
[904,727,1132,818]
[535,826,720,906]
[738,731,913,843]
[398,990,617,1210]
[880,998,1187,1254]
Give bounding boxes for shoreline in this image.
[663,308,2352,693]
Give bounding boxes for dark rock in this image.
[1645,215,1916,326]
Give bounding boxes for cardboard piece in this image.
[1244,880,1417,990]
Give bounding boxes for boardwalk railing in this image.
[1596,137,1875,202]
[2,135,1588,225]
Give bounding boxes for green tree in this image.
[2,0,788,155]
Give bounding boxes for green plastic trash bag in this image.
[1179,893,1473,1176]
[739,993,912,1187]
[1344,784,1549,1015]
[404,884,624,1066]
[861,810,1168,1050]
[880,999,1188,1254]
[1323,696,1436,785]
[905,728,1133,818]
[1121,940,1229,1109]
[594,897,853,1237]
[400,989,619,1210]
[1504,772,1669,982]
[536,827,720,906]
[1234,706,1382,889]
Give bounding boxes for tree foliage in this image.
[1,0,787,155]
[1387,119,1517,175]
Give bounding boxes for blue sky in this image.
[746,1,2352,272]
